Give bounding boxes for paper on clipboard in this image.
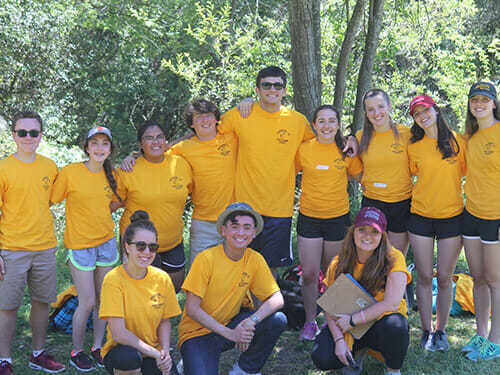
[317,273,377,339]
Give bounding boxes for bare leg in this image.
[464,238,490,337]
[322,240,343,273]
[410,233,434,332]
[114,369,142,375]
[484,241,500,344]
[0,308,17,357]
[31,300,49,351]
[69,262,96,352]
[388,231,409,256]
[167,268,185,294]
[93,266,113,348]
[297,236,323,323]
[435,236,462,331]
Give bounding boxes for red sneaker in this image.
[28,351,65,373]
[0,360,13,375]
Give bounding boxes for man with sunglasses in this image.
[178,202,286,375]
[0,112,65,374]
[217,66,315,277]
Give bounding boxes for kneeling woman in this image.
[311,207,410,375]
[99,211,181,375]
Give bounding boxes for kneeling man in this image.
[178,202,287,375]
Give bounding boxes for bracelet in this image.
[349,315,356,327]
[360,310,366,324]
[335,337,344,343]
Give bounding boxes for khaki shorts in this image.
[0,248,57,310]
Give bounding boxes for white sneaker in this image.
[176,359,183,374]
[228,361,261,375]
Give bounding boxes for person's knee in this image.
[436,272,453,290]
[311,345,340,371]
[265,311,287,333]
[417,271,433,287]
[105,345,142,371]
[301,265,320,285]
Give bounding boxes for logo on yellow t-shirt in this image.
[169,176,184,190]
[334,158,345,170]
[276,129,291,144]
[217,143,231,156]
[483,142,496,155]
[104,185,113,199]
[238,271,250,287]
[42,176,51,191]
[150,293,165,309]
[390,143,404,154]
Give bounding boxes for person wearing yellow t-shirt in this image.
[461,82,500,360]
[356,89,412,255]
[0,112,65,374]
[178,202,287,375]
[100,210,181,375]
[50,126,121,371]
[295,105,362,341]
[407,95,466,353]
[113,121,192,292]
[171,99,236,266]
[311,207,410,375]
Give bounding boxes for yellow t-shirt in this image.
[177,244,280,348]
[464,122,500,220]
[169,132,236,221]
[116,155,192,252]
[324,248,411,320]
[408,133,466,218]
[99,265,181,358]
[219,104,314,217]
[50,162,116,249]
[356,125,412,202]
[0,154,57,251]
[296,138,362,218]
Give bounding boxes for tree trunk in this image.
[334,0,366,116]
[288,0,322,122]
[351,0,385,133]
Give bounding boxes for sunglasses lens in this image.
[135,241,148,251]
[29,130,40,137]
[15,130,40,138]
[261,82,283,90]
[16,130,28,137]
[149,243,160,252]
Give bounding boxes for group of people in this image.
[0,64,498,375]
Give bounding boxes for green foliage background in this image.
[1,0,498,156]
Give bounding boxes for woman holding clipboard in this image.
[311,207,410,375]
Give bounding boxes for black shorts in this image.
[153,242,185,272]
[462,209,500,244]
[249,216,292,268]
[361,196,410,233]
[408,213,462,239]
[297,213,350,241]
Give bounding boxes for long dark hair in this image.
[312,104,346,157]
[83,132,121,202]
[121,210,158,258]
[359,89,400,153]
[465,98,500,138]
[334,225,394,296]
[410,105,459,159]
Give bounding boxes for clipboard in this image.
[317,273,377,339]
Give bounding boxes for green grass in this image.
[9,230,498,374]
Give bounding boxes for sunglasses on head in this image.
[129,241,160,253]
[260,82,285,90]
[14,129,41,138]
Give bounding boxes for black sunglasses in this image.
[260,82,285,90]
[14,129,41,138]
[129,241,160,253]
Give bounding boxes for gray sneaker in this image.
[420,330,434,351]
[433,330,449,351]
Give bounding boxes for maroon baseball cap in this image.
[354,207,387,233]
[409,95,436,117]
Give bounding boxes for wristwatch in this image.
[250,314,260,323]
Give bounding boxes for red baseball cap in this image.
[409,95,436,117]
[354,207,387,233]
